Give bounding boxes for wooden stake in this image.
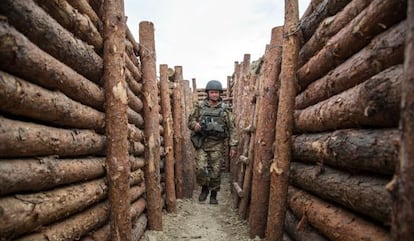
[265,0,299,240]
[139,21,163,230]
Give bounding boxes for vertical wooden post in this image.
[103,0,131,240]
[139,21,162,230]
[172,66,184,198]
[265,1,299,240]
[248,26,283,238]
[392,1,414,239]
[182,79,195,198]
[192,78,197,102]
[159,64,177,213]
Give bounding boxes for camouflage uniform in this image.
[188,99,238,191]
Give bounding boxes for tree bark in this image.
[248,26,282,238]
[292,129,398,175]
[182,79,195,198]
[0,178,107,239]
[127,87,144,113]
[139,21,163,230]
[103,1,131,239]
[35,0,103,53]
[296,21,406,109]
[0,117,106,158]
[294,64,402,133]
[66,0,102,33]
[392,0,414,239]
[290,162,391,223]
[299,0,352,43]
[172,67,184,199]
[297,0,407,91]
[132,215,148,241]
[0,21,104,110]
[288,186,391,241]
[265,2,299,240]
[0,0,103,84]
[126,54,142,82]
[159,64,177,212]
[0,70,105,130]
[128,107,144,127]
[284,209,328,241]
[298,0,370,67]
[0,157,105,195]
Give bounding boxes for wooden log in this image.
[127,87,144,113]
[182,78,195,199]
[300,0,324,20]
[392,1,414,239]
[129,141,145,157]
[233,182,244,198]
[296,21,406,109]
[0,70,105,130]
[248,26,283,238]
[265,2,299,240]
[128,124,144,143]
[132,215,148,241]
[172,69,184,199]
[35,0,103,53]
[293,129,398,175]
[284,209,328,241]
[299,0,352,42]
[130,183,146,203]
[159,64,177,213]
[129,169,144,186]
[67,0,102,33]
[0,0,104,84]
[0,117,106,158]
[16,201,109,241]
[130,156,145,171]
[139,21,163,231]
[126,27,140,56]
[0,157,105,195]
[126,69,143,96]
[288,186,391,241]
[126,54,142,81]
[290,162,391,223]
[0,178,107,239]
[298,0,371,67]
[128,107,144,127]
[294,64,402,133]
[0,21,104,110]
[297,0,407,91]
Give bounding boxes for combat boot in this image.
[210,190,218,205]
[198,185,209,202]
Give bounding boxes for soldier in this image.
[188,80,238,204]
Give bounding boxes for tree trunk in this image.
[284,209,328,241]
[0,70,105,130]
[139,21,163,231]
[0,117,106,158]
[0,21,104,110]
[288,186,391,241]
[292,129,398,175]
[0,157,105,195]
[265,2,299,241]
[0,0,103,84]
[299,0,352,43]
[159,64,177,212]
[172,67,184,199]
[34,0,103,53]
[296,21,406,109]
[294,64,402,133]
[66,0,102,33]
[298,0,370,67]
[297,0,406,91]
[290,162,391,223]
[248,26,282,238]
[0,178,107,239]
[392,0,414,239]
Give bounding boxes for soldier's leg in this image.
[195,148,209,186]
[208,149,223,192]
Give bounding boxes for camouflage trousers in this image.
[195,148,223,191]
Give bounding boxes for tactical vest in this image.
[199,105,228,139]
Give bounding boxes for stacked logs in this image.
[229,0,408,240]
[0,1,157,240]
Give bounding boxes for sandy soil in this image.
[140,173,263,241]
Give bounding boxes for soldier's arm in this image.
[226,111,239,147]
[188,103,201,131]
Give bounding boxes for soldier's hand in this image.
[194,122,202,132]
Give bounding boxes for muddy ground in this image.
[139,173,263,241]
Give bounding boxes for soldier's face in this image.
[208,90,220,102]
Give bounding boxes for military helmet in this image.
[205,80,223,92]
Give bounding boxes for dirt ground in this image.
[139,173,263,241]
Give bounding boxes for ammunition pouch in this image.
[190,131,204,149]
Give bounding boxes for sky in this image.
[124,0,311,89]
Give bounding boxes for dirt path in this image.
[140,173,262,241]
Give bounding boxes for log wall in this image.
[0,1,158,240]
[229,0,408,240]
